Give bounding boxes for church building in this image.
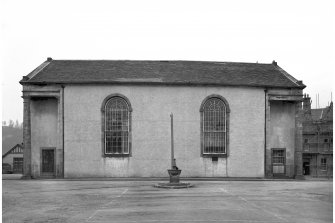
[20,58,305,178]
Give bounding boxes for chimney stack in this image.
[303,94,311,114]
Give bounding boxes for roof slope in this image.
[2,144,23,158]
[21,59,305,88]
[311,102,333,121]
[311,109,324,120]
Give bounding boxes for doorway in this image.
[303,161,310,175]
[41,148,55,177]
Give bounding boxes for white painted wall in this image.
[63,85,265,177]
[30,98,58,177]
[269,101,296,177]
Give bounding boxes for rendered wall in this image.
[268,101,296,177]
[30,98,58,177]
[63,85,265,178]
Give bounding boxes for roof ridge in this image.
[50,59,272,65]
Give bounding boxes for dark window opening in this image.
[321,158,327,171]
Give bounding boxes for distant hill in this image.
[2,126,23,155]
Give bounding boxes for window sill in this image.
[202,154,227,158]
[104,154,131,158]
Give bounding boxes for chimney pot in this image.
[272,60,277,66]
[47,57,52,61]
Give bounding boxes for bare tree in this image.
[14,120,20,128]
[8,120,14,127]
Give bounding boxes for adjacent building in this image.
[20,58,305,178]
[2,144,24,174]
[302,95,333,177]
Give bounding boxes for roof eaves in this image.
[24,80,299,89]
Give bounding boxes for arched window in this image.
[200,95,230,156]
[102,94,132,156]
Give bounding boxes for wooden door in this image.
[41,149,55,175]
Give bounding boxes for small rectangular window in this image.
[324,138,329,143]
[13,157,23,174]
[304,138,308,143]
[321,158,327,171]
[272,149,286,175]
[272,150,285,164]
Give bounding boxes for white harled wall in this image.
[30,98,58,177]
[64,85,265,177]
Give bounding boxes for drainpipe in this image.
[61,85,65,178]
[264,89,268,178]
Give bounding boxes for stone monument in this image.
[154,113,193,189]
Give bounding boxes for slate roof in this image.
[311,103,333,121]
[21,59,305,89]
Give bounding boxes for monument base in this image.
[154,182,194,189]
[168,169,181,183]
[154,169,194,189]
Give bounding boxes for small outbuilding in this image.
[2,144,24,174]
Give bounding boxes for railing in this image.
[303,143,333,153]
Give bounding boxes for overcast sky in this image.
[1,0,334,123]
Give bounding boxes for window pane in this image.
[123,132,129,153]
[272,149,285,164]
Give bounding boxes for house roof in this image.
[20,59,305,89]
[310,103,333,121]
[311,109,324,120]
[2,144,23,158]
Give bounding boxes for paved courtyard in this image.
[2,179,333,223]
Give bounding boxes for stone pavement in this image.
[2,180,333,223]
